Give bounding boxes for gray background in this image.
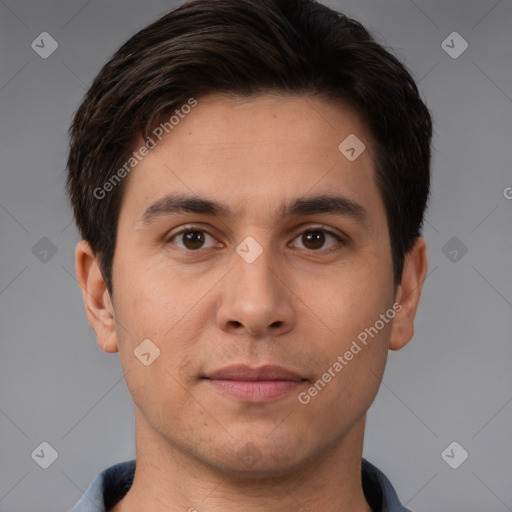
[0,0,511,510]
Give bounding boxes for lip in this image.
[205,364,304,381]
[203,364,307,403]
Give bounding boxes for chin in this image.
[199,436,315,481]
[211,454,311,482]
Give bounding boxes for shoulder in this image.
[362,458,413,512]
[69,459,136,512]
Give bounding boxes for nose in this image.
[216,248,295,338]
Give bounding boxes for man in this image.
[67,0,431,510]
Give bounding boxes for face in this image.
[82,93,417,478]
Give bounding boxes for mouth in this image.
[202,364,308,403]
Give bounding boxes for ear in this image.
[389,237,428,351]
[75,240,118,353]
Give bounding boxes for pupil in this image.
[304,231,324,249]
[185,231,204,249]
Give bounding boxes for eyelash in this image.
[166,225,346,253]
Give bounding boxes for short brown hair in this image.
[66,0,432,296]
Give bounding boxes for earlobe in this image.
[389,237,428,351]
[75,240,119,353]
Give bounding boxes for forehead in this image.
[117,93,383,226]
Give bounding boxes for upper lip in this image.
[204,364,305,381]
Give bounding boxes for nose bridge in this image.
[236,246,278,302]
[217,239,295,337]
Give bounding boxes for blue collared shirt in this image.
[70,458,412,511]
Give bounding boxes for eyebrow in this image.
[137,193,368,227]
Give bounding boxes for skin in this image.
[76,93,427,512]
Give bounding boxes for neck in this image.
[111,410,372,512]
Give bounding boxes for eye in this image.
[167,226,344,253]
[289,228,344,251]
[168,228,221,251]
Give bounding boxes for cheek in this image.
[111,258,216,384]
[113,256,192,334]
[307,263,391,341]
[299,265,393,410]
[112,283,199,432]
[300,284,392,426]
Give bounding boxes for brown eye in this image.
[182,230,205,250]
[290,229,343,251]
[169,229,218,251]
[302,231,325,250]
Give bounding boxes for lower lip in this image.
[206,379,305,402]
